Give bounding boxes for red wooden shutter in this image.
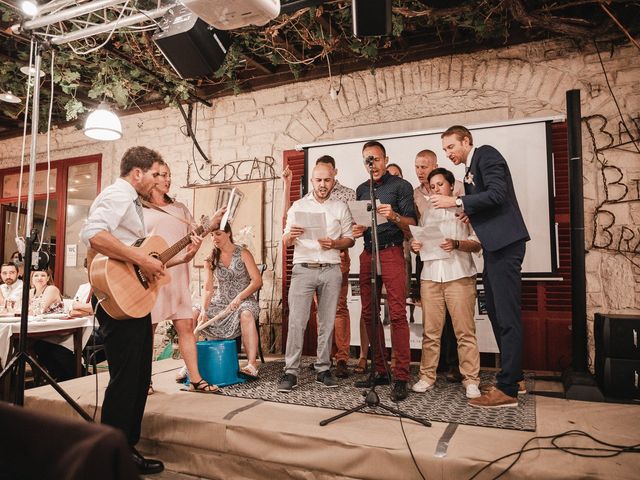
[281,150,305,352]
[521,121,572,371]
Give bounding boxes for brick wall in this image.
[0,38,638,361]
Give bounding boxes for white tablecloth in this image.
[0,316,94,368]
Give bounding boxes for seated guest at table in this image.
[409,168,482,400]
[193,224,262,379]
[68,258,93,318]
[34,280,105,380]
[29,270,72,381]
[0,262,23,310]
[29,269,64,315]
[68,281,93,318]
[10,251,24,279]
[67,280,107,369]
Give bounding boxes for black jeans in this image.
[92,295,152,446]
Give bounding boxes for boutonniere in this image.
[464,172,475,186]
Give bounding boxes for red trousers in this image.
[359,245,410,381]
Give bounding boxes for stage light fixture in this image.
[21,0,38,17]
[0,91,21,104]
[84,103,122,141]
[19,66,45,78]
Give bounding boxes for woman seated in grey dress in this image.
[193,223,263,378]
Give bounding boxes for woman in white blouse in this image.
[410,168,482,400]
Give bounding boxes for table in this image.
[0,316,94,379]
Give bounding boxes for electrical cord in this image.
[67,0,132,56]
[38,49,55,253]
[177,100,212,167]
[468,429,640,480]
[89,296,106,422]
[15,38,35,251]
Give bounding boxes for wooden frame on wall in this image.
[192,180,265,267]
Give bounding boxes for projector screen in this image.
[299,117,559,277]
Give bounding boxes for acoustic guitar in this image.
[89,216,212,320]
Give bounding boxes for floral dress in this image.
[201,246,260,340]
[30,286,64,315]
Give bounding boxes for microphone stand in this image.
[0,42,90,421]
[320,160,430,428]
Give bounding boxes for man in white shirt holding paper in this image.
[278,164,354,392]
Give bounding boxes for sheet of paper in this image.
[65,244,77,267]
[219,187,237,230]
[409,224,450,261]
[347,200,387,226]
[293,211,327,240]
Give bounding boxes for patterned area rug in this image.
[220,358,536,431]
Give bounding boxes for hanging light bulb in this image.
[0,91,21,104]
[84,102,122,141]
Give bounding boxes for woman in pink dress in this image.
[144,163,217,394]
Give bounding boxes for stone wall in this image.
[0,37,638,362]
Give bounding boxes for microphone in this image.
[364,155,375,167]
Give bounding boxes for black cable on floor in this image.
[468,429,640,480]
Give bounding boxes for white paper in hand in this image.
[347,200,387,226]
[409,224,450,261]
[293,211,327,240]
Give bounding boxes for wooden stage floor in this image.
[23,358,640,480]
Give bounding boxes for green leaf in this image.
[64,98,85,121]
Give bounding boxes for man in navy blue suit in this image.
[430,125,529,408]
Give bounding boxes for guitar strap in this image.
[140,199,193,227]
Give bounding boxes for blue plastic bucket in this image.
[194,339,245,387]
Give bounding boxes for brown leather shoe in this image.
[479,383,497,394]
[335,360,349,378]
[469,388,518,408]
[480,380,527,395]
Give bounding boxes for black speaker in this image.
[152,5,231,79]
[595,313,640,399]
[352,0,392,37]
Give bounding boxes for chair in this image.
[83,331,106,375]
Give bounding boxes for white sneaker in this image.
[411,379,434,393]
[466,384,481,399]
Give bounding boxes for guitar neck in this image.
[159,225,205,264]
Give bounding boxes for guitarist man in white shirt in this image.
[80,146,182,475]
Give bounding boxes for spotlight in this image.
[84,103,122,141]
[21,0,38,17]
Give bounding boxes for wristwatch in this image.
[393,213,401,223]
[455,196,463,208]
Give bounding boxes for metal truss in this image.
[14,0,177,47]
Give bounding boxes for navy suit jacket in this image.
[461,145,530,252]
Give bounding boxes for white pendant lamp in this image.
[19,66,45,78]
[0,91,21,104]
[84,102,122,141]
